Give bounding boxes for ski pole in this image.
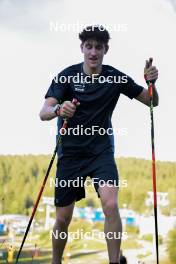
[15,98,78,264]
[145,58,159,264]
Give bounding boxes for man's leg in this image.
[98,185,122,264]
[52,202,75,264]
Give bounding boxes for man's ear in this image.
[105,44,109,54]
[80,43,84,53]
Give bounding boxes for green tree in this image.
[168,228,176,263]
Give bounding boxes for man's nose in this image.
[90,48,97,56]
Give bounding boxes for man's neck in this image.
[83,63,102,75]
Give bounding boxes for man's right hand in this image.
[39,98,80,121]
[59,100,80,118]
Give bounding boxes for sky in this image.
[0,0,175,161]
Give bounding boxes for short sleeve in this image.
[120,75,144,99]
[45,72,67,102]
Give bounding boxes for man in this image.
[7,245,15,263]
[39,25,159,264]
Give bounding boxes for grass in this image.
[0,248,106,264]
[121,236,142,250]
[140,233,163,245]
[137,251,151,259]
[0,249,52,263]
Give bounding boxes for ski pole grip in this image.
[72,98,78,105]
[149,57,153,66]
[61,98,78,131]
[144,57,155,85]
[144,58,154,97]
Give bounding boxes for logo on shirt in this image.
[74,84,85,92]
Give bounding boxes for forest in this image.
[0,155,175,215]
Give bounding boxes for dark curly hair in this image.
[79,25,110,44]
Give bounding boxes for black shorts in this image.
[54,149,119,207]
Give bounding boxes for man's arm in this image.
[135,84,159,107]
[39,97,59,121]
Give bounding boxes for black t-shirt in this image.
[45,62,143,157]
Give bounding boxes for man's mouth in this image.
[89,58,98,62]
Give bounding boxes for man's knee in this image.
[55,204,74,227]
[55,214,72,227]
[102,200,119,218]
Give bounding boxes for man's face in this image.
[81,40,108,69]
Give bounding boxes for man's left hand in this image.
[144,58,158,83]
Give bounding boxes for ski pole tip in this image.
[149,57,153,65]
